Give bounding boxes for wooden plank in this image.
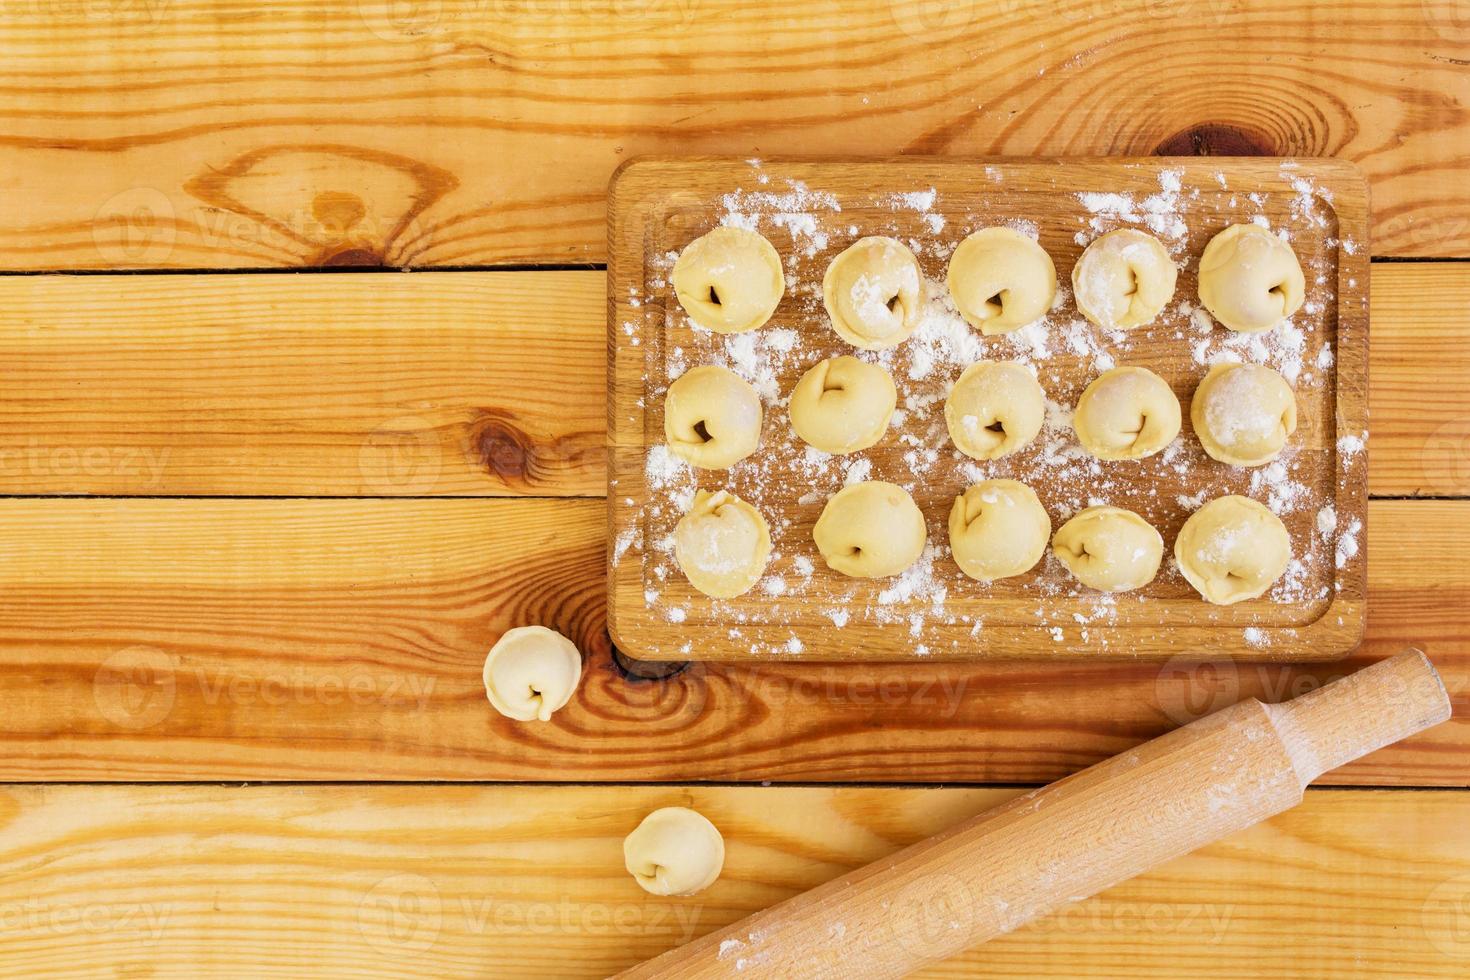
[0,263,1458,498]
[0,271,604,496]
[0,783,1467,977]
[0,2,1468,268]
[1369,264,1470,497]
[0,496,1462,785]
[607,157,1369,662]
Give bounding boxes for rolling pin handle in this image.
[1264,648,1452,786]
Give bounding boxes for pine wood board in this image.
[0,783,1466,977]
[0,496,1461,786]
[1,1,1469,268]
[609,157,1368,662]
[0,263,1456,498]
[0,271,604,497]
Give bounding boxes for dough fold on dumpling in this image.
[946,227,1057,335]
[482,625,583,722]
[1175,495,1291,605]
[944,360,1046,461]
[949,479,1050,582]
[1052,505,1163,592]
[1072,229,1177,330]
[674,490,771,598]
[1072,366,1181,461]
[663,365,763,470]
[672,226,784,333]
[1197,223,1305,333]
[813,481,927,578]
[788,355,896,454]
[1191,362,1297,467]
[624,807,725,897]
[822,236,925,350]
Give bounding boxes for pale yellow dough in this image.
[623,807,725,897]
[944,360,1046,461]
[1073,366,1181,461]
[1175,495,1291,605]
[813,481,927,578]
[482,625,582,722]
[672,226,784,334]
[1197,223,1305,333]
[663,365,763,470]
[949,479,1050,582]
[1191,362,1297,467]
[674,489,771,599]
[1052,506,1163,593]
[822,236,925,350]
[1072,229,1177,330]
[788,355,896,454]
[946,227,1057,335]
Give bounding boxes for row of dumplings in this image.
[675,482,1290,607]
[668,357,1298,472]
[671,220,1306,343]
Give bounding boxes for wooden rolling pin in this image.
[620,649,1451,979]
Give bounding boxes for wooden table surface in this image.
[2,2,1468,976]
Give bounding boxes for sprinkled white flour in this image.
[617,166,1352,656]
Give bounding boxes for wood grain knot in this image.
[317,246,386,267]
[469,410,537,484]
[183,144,457,268]
[1155,124,1274,157]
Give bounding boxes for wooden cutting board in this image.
[607,157,1368,662]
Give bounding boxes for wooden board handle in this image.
[619,650,1451,979]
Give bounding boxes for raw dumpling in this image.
[1052,505,1163,592]
[1072,229,1177,330]
[482,625,582,722]
[944,360,1046,461]
[1175,495,1291,605]
[946,227,1057,335]
[1197,223,1305,333]
[674,489,771,598]
[949,479,1050,582]
[1191,362,1297,467]
[672,226,784,334]
[1072,366,1181,461]
[822,236,925,350]
[664,365,762,470]
[624,807,725,897]
[788,355,896,454]
[813,481,927,578]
